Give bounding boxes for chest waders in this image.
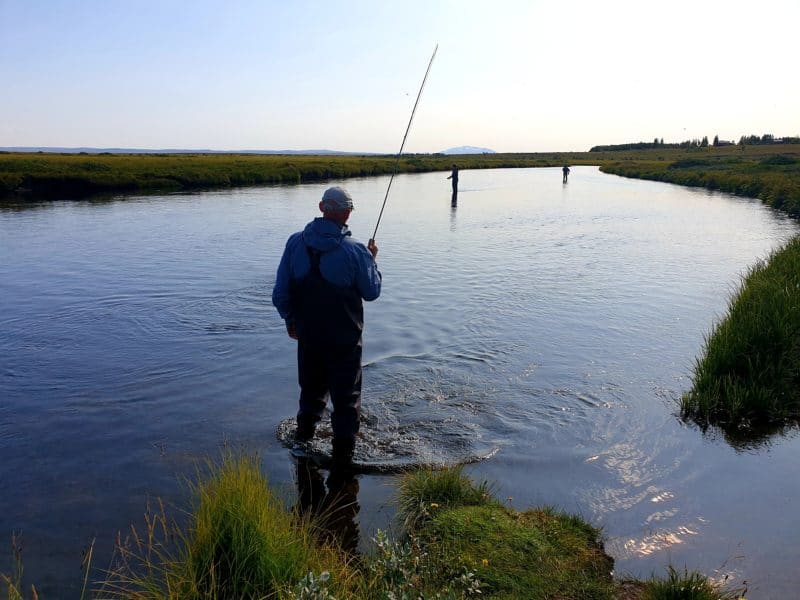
[291,244,363,459]
[291,244,363,346]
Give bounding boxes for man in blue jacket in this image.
[272,186,381,463]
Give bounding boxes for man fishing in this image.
[447,164,459,191]
[272,186,381,464]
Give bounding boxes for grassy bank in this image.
[35,456,733,599]
[2,145,798,203]
[599,145,800,434]
[600,144,800,217]
[0,151,604,198]
[681,237,800,431]
[98,455,357,599]
[397,467,616,599]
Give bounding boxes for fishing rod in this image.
[370,44,438,243]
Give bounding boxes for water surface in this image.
[1,167,798,597]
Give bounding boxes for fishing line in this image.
[370,44,438,243]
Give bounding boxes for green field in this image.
[2,145,799,212]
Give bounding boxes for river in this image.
[1,166,798,598]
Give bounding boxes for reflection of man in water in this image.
[562,165,570,183]
[272,187,382,464]
[447,164,459,205]
[295,458,360,555]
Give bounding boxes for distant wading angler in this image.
[447,164,459,205]
[562,165,570,183]
[272,187,381,464]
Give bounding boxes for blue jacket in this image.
[272,217,382,326]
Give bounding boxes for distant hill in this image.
[441,146,496,155]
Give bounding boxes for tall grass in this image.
[681,237,800,429]
[97,458,497,599]
[397,466,494,528]
[639,566,741,600]
[100,454,355,599]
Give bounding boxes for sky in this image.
[1,0,798,153]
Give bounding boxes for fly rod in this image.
[370,44,438,243]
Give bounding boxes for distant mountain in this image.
[441,146,496,155]
[0,147,376,155]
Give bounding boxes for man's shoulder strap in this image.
[301,234,325,269]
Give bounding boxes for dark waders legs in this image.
[451,188,458,207]
[296,339,362,459]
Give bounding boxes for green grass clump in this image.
[637,566,741,599]
[100,454,355,599]
[397,466,493,528]
[421,505,615,599]
[682,236,800,430]
[397,466,616,599]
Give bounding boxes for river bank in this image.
[3,145,797,200]
[601,147,800,436]
[600,144,800,217]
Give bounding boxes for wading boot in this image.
[294,422,315,443]
[291,424,315,458]
[331,437,355,467]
